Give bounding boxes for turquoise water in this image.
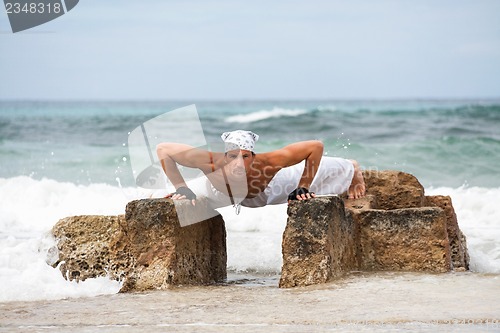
[1,99,499,188]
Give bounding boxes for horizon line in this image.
[1,96,500,103]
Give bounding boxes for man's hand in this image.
[166,186,197,206]
[287,187,316,202]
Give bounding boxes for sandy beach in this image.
[1,271,499,332]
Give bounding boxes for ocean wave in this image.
[0,177,498,302]
[0,176,129,302]
[225,108,308,123]
[427,186,500,274]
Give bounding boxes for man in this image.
[156,130,365,211]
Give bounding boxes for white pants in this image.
[186,157,354,209]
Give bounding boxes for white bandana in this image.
[221,130,259,152]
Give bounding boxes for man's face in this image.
[225,149,254,177]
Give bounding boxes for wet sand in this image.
[1,272,499,332]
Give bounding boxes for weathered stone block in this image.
[120,198,226,291]
[343,194,377,268]
[51,215,132,282]
[356,207,452,272]
[426,195,469,270]
[51,198,226,291]
[363,170,425,209]
[280,196,357,288]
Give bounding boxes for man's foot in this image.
[348,160,366,199]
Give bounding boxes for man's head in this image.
[221,130,259,176]
[221,130,259,153]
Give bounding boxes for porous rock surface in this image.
[280,196,356,288]
[51,198,226,292]
[280,170,469,288]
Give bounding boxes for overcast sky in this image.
[1,0,499,100]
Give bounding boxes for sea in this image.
[0,100,499,330]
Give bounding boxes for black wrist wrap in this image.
[288,187,312,201]
[173,186,197,200]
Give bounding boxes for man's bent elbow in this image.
[156,142,172,161]
[312,140,324,154]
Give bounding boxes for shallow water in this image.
[1,272,499,332]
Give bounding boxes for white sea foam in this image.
[427,186,500,273]
[225,108,307,123]
[0,176,127,302]
[219,204,288,273]
[0,177,499,302]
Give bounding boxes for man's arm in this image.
[270,140,324,189]
[156,143,213,202]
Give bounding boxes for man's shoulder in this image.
[256,149,283,159]
[255,149,289,166]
